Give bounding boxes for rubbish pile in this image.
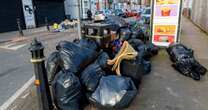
[167,43,207,80]
[102,15,151,43]
[103,15,128,31]
[128,20,151,41]
[45,15,160,110]
[46,34,158,109]
[52,19,78,32]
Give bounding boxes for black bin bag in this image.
[87,75,137,109]
[128,39,143,50]
[167,43,207,80]
[136,43,159,60]
[52,70,82,110]
[136,52,152,75]
[46,51,61,83]
[95,52,110,70]
[81,63,106,92]
[120,59,143,87]
[56,41,98,74]
[193,61,207,75]
[142,59,151,75]
[145,42,159,56]
[167,43,193,62]
[73,38,99,51]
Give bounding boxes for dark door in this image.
[0,0,25,33]
[33,0,65,26]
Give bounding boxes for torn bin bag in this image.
[167,43,207,80]
[51,70,82,110]
[172,58,201,80]
[87,75,137,109]
[56,41,98,74]
[81,63,106,92]
[46,51,62,83]
[167,43,193,62]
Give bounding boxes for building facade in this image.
[191,0,208,33]
[0,0,25,32]
[0,0,65,33]
[183,0,208,33]
[64,0,112,19]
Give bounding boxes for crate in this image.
[81,23,116,48]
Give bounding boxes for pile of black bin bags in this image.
[46,38,159,110]
[167,43,207,81]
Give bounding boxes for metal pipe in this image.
[45,17,50,32]
[29,38,53,110]
[17,18,24,36]
[77,0,82,39]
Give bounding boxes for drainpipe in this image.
[77,0,82,39]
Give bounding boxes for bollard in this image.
[45,17,50,32]
[29,38,53,110]
[17,18,24,36]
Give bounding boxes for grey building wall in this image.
[191,0,208,33]
[64,0,91,19]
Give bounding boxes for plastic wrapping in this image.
[121,59,143,87]
[73,38,98,51]
[56,41,98,74]
[136,43,159,60]
[119,27,132,41]
[128,39,143,49]
[81,63,106,92]
[167,43,193,62]
[145,42,159,56]
[46,51,61,83]
[51,70,82,110]
[131,29,145,41]
[167,43,207,80]
[95,52,110,69]
[88,75,137,109]
[141,60,151,75]
[104,15,128,31]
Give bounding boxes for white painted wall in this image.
[183,0,193,8]
[82,0,91,18]
[64,0,96,19]
[64,0,79,19]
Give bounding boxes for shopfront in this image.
[33,0,65,26]
[0,0,25,32]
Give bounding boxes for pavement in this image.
[1,16,208,110]
[0,27,49,43]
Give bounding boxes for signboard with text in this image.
[151,0,182,47]
[22,0,36,28]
